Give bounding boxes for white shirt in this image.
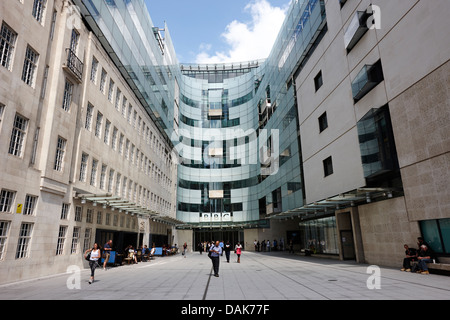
[90,249,100,261]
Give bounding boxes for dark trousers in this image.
[403,257,415,269]
[89,260,99,277]
[211,256,220,275]
[225,251,230,262]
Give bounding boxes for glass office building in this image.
[76,0,326,241]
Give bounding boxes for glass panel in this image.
[439,219,450,254]
[420,220,443,253]
[299,216,338,254]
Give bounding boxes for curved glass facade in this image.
[77,0,327,229]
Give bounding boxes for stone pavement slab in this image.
[0,251,449,302]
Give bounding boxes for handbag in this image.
[85,252,91,261]
[208,250,212,259]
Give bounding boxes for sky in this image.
[144,0,292,64]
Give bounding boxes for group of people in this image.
[206,240,243,277]
[253,239,289,252]
[84,240,178,284]
[401,237,436,275]
[84,239,113,284]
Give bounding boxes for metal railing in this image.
[65,48,83,81]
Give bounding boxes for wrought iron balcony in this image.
[63,48,83,82]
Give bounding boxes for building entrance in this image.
[193,229,244,251]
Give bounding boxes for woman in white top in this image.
[85,243,101,284]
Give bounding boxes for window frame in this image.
[0,22,18,71]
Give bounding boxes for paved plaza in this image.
[0,250,449,302]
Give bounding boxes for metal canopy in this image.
[268,187,399,220]
[74,193,184,226]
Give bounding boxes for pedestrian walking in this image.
[84,243,101,284]
[183,242,187,257]
[219,240,224,256]
[224,241,232,263]
[103,239,112,270]
[198,242,203,254]
[209,240,222,277]
[235,242,242,263]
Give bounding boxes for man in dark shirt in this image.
[401,244,417,272]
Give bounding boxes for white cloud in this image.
[195,0,288,64]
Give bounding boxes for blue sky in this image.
[144,0,292,64]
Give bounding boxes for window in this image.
[115,89,121,110]
[69,28,79,54]
[54,136,66,171]
[420,219,450,255]
[107,169,114,193]
[0,23,17,70]
[121,97,127,117]
[127,105,132,123]
[344,5,379,52]
[287,182,302,195]
[318,112,328,132]
[8,113,28,157]
[85,103,94,130]
[95,111,103,138]
[61,79,73,111]
[96,211,102,224]
[0,103,4,122]
[90,159,98,186]
[314,71,323,92]
[119,133,124,154]
[61,203,69,220]
[108,79,114,102]
[100,164,107,190]
[86,209,93,223]
[0,221,10,260]
[75,206,82,222]
[23,195,37,215]
[0,189,15,212]
[111,127,118,150]
[83,228,92,252]
[32,0,47,24]
[115,173,121,195]
[99,68,107,93]
[323,156,333,177]
[90,57,98,83]
[352,60,384,102]
[79,153,88,182]
[357,105,400,184]
[125,139,130,160]
[70,227,80,254]
[103,120,110,144]
[16,223,33,259]
[22,46,39,87]
[56,226,67,255]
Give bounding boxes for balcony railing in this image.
[64,48,83,82]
